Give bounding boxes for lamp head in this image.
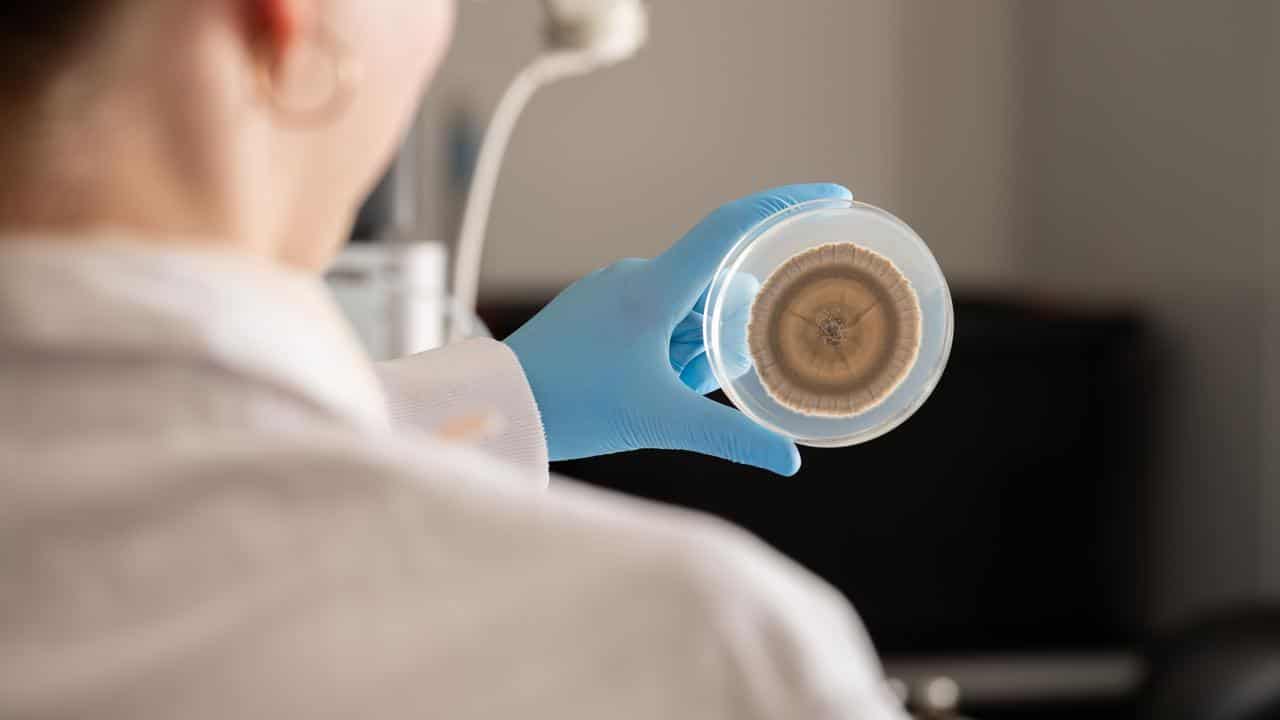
[542,0,648,65]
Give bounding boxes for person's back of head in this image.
[0,0,454,270]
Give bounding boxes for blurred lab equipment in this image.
[328,151,454,360]
[328,0,649,355]
[450,0,648,341]
[1143,607,1280,720]
[327,240,447,361]
[886,675,976,720]
[908,676,973,720]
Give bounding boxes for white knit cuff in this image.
[377,339,549,486]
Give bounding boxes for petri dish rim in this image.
[702,197,954,448]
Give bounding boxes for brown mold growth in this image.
[748,242,922,417]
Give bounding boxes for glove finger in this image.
[678,271,760,381]
[719,271,761,380]
[679,353,719,395]
[663,391,802,476]
[653,183,853,308]
[692,285,710,315]
[669,311,705,373]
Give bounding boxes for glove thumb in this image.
[663,392,802,476]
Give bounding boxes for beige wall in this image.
[1015,0,1271,624]
[414,0,1021,295]
[894,0,1021,286]
[1263,0,1280,599]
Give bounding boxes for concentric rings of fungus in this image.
[747,242,922,417]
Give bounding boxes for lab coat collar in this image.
[0,234,392,432]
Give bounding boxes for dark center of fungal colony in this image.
[817,309,850,346]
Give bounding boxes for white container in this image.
[327,242,448,361]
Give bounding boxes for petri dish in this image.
[702,198,953,447]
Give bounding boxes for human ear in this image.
[240,0,356,127]
[242,0,310,65]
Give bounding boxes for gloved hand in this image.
[505,183,853,476]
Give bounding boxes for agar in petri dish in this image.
[702,198,953,448]
[748,243,922,418]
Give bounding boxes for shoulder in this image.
[5,428,903,718]
[228,431,901,715]
[345,430,901,714]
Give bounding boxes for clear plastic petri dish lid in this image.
[702,198,954,447]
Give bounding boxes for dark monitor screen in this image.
[487,298,1152,655]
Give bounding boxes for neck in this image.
[0,108,244,251]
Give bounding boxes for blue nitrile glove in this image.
[504,183,853,476]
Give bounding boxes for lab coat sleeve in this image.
[376,338,549,483]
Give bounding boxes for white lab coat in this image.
[0,238,905,719]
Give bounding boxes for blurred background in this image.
[346,1,1278,717]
